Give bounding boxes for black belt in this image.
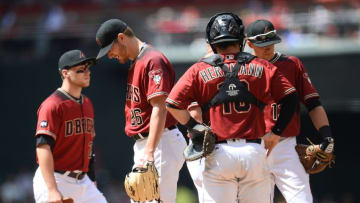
[215,138,262,144]
[55,170,86,180]
[132,125,177,141]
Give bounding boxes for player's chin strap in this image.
[200,52,265,113]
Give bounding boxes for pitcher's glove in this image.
[63,197,74,203]
[124,161,160,202]
[295,137,335,174]
[184,123,216,161]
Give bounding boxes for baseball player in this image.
[95,19,186,203]
[33,50,107,203]
[165,12,299,203]
[246,19,335,203]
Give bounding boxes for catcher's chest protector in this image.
[200,53,265,113]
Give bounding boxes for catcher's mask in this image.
[206,12,245,53]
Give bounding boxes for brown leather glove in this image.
[295,143,335,174]
[63,197,74,203]
[124,161,160,202]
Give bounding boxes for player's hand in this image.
[263,132,280,157]
[48,188,63,203]
[137,150,154,167]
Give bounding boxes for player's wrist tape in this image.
[184,117,199,129]
[319,125,332,139]
[271,128,282,136]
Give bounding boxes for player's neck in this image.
[60,83,82,99]
[129,37,143,61]
[265,52,276,61]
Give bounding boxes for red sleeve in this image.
[292,56,320,104]
[166,65,198,110]
[270,68,296,102]
[35,101,61,140]
[145,56,174,101]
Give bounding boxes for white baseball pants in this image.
[33,167,107,203]
[200,139,271,203]
[267,136,313,203]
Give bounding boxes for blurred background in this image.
[0,0,359,202]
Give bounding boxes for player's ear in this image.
[247,40,254,48]
[117,33,125,43]
[61,69,68,79]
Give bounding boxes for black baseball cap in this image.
[95,19,128,59]
[245,19,281,47]
[58,50,96,71]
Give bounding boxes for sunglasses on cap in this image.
[248,30,277,42]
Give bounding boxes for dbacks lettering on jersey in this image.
[127,84,141,103]
[65,117,94,137]
[199,62,264,83]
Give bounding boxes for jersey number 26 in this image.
[130,108,143,126]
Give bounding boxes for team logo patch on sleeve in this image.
[40,120,48,128]
[148,69,163,85]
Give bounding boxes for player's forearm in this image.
[188,106,203,123]
[166,106,191,125]
[146,104,167,153]
[36,145,58,191]
[308,105,330,130]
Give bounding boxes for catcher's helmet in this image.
[206,12,245,52]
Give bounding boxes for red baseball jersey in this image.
[167,53,296,140]
[264,52,320,137]
[35,88,95,172]
[125,44,177,136]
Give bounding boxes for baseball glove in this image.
[295,143,335,174]
[124,161,160,202]
[63,197,74,203]
[184,123,216,161]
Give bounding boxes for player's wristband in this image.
[184,117,199,129]
[319,125,332,139]
[88,153,96,182]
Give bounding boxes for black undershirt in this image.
[271,92,298,136]
[305,98,321,112]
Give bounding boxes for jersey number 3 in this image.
[131,108,143,126]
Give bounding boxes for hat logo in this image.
[264,26,271,33]
[96,38,102,47]
[79,51,85,58]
